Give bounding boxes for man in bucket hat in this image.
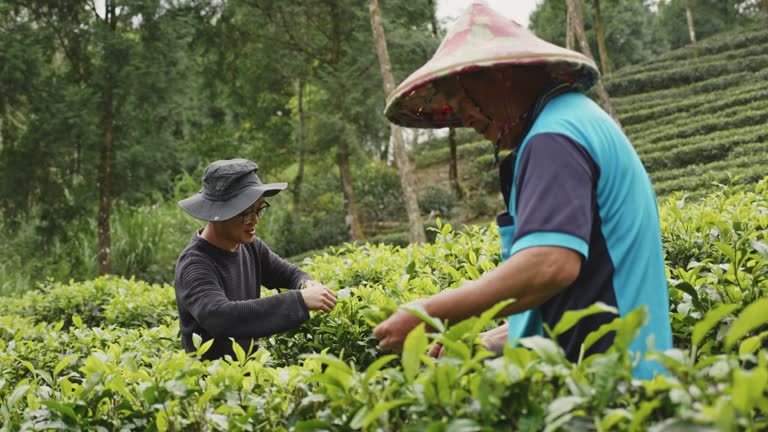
[175,158,337,360]
[373,1,671,379]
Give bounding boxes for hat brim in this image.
[383,1,598,129]
[178,183,287,222]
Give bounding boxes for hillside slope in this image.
[411,25,768,206]
[607,25,768,196]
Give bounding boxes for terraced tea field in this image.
[609,26,768,196]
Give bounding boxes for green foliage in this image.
[0,276,176,329]
[662,179,768,352]
[622,80,768,135]
[410,129,483,154]
[606,24,768,198]
[412,139,492,169]
[655,0,763,51]
[418,185,457,218]
[530,0,665,71]
[110,200,201,283]
[2,181,768,429]
[353,162,407,223]
[653,158,768,197]
[606,55,768,97]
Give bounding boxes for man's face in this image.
[219,197,266,245]
[437,78,499,142]
[436,68,551,150]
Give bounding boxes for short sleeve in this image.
[510,133,599,258]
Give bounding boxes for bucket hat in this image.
[384,0,599,129]
[178,159,287,222]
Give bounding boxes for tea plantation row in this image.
[410,25,768,200]
[0,178,766,430]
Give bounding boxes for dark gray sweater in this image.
[174,231,311,360]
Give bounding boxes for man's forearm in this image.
[422,246,580,324]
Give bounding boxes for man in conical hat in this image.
[373,1,672,379]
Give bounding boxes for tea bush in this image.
[606,26,768,200]
[1,179,768,430]
[418,185,457,218]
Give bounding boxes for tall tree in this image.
[447,128,463,198]
[95,0,118,274]
[0,0,203,275]
[368,0,425,244]
[249,0,371,241]
[655,0,761,51]
[683,0,699,58]
[592,0,611,75]
[764,0,768,19]
[531,0,663,71]
[292,78,306,226]
[565,0,621,127]
[565,7,575,50]
[428,0,463,199]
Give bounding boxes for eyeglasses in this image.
[240,201,270,224]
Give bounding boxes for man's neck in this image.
[200,224,239,252]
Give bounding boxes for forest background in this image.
[0,0,765,294]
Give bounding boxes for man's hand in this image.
[427,342,444,358]
[372,309,423,352]
[480,324,509,355]
[301,281,337,313]
[428,324,509,359]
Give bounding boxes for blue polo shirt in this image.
[498,92,672,379]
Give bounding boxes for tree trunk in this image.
[428,0,463,201]
[380,136,390,163]
[565,0,621,128]
[684,0,698,59]
[292,78,305,227]
[566,9,574,50]
[368,0,425,244]
[763,0,768,20]
[334,89,363,241]
[428,0,440,36]
[97,1,116,275]
[448,128,463,198]
[98,84,113,275]
[593,0,611,76]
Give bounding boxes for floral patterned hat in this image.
[384,1,599,129]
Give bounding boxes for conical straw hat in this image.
[385,1,599,129]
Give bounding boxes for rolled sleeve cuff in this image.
[510,232,589,259]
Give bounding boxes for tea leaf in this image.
[361,399,412,428]
[519,336,565,364]
[401,303,445,333]
[725,298,768,350]
[546,396,585,424]
[197,338,214,357]
[72,314,83,329]
[551,302,618,337]
[41,400,79,422]
[692,304,739,348]
[53,354,79,378]
[232,339,246,365]
[8,383,30,408]
[738,330,768,356]
[403,323,428,382]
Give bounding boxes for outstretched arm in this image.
[373,245,581,351]
[178,260,310,340]
[255,239,337,312]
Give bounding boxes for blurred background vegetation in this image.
[1,0,766,294]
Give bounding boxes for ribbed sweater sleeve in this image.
[177,254,310,340]
[254,239,312,290]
